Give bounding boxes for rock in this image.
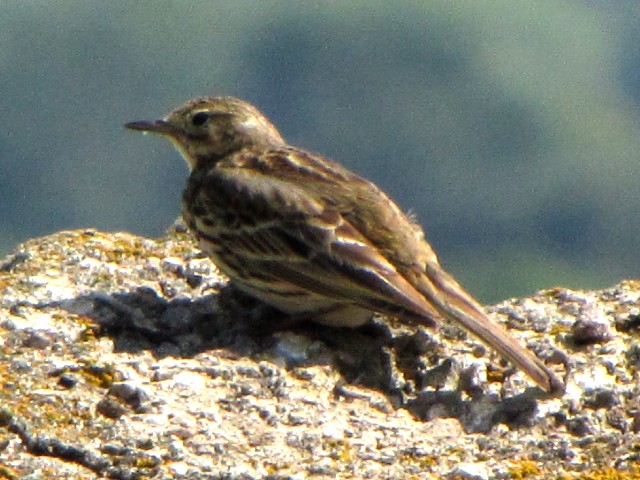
[1,225,639,478]
[447,462,489,480]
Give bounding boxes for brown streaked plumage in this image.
[125,96,562,392]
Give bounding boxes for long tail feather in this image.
[417,263,562,392]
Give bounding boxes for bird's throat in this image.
[170,138,198,171]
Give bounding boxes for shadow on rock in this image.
[58,283,546,431]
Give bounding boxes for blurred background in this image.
[1,1,639,303]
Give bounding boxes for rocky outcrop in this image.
[1,225,638,479]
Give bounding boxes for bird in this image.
[125,96,562,393]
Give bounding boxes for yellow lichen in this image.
[79,362,118,389]
[508,460,541,479]
[576,465,640,480]
[0,465,19,480]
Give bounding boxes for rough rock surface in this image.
[1,224,639,479]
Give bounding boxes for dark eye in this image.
[191,111,209,127]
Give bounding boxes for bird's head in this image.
[125,96,286,169]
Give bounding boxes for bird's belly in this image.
[191,220,373,327]
[237,280,373,327]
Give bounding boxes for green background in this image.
[2,2,639,303]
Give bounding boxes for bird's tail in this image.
[416,263,562,393]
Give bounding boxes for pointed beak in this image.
[124,119,180,136]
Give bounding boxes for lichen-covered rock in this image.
[1,224,639,479]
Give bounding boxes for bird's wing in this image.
[185,148,441,323]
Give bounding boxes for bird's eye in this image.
[191,111,210,127]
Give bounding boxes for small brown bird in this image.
[126,96,561,392]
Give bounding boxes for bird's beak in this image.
[124,119,180,137]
